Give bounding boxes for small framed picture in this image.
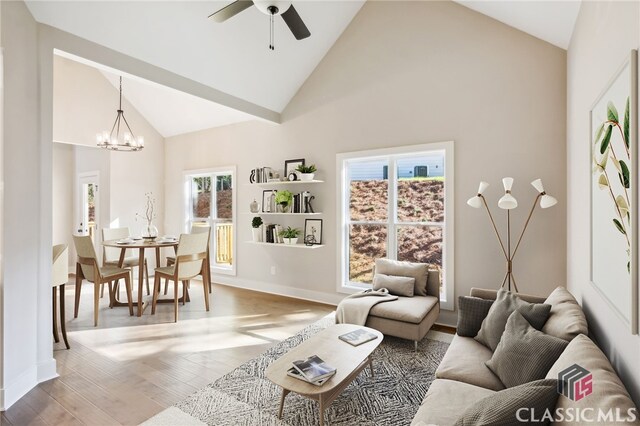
[284,158,305,177]
[304,219,323,245]
[262,190,276,213]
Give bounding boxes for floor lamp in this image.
[467,178,557,292]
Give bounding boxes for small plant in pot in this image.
[279,226,300,245]
[274,190,293,213]
[296,164,317,181]
[251,216,263,242]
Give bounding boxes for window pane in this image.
[216,175,233,219]
[215,221,233,266]
[192,176,211,219]
[397,226,442,267]
[349,224,387,283]
[349,160,388,222]
[396,155,445,223]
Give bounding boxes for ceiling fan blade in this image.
[208,1,254,23]
[281,5,310,40]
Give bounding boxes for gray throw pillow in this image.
[453,379,559,426]
[374,258,429,296]
[372,273,415,297]
[457,296,494,337]
[475,289,551,351]
[486,311,568,388]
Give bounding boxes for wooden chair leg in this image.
[74,266,82,318]
[145,260,150,296]
[60,284,70,349]
[108,281,115,308]
[100,282,105,298]
[93,281,99,327]
[163,278,169,295]
[174,280,179,323]
[203,273,210,312]
[183,281,188,305]
[52,287,60,343]
[151,274,161,315]
[124,274,134,316]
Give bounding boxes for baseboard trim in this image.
[211,275,343,306]
[0,365,38,410]
[37,358,58,383]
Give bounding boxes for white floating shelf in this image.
[245,241,325,249]
[242,212,323,216]
[247,180,324,187]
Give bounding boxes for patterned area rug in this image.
[142,316,450,426]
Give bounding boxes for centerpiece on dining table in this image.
[136,192,158,242]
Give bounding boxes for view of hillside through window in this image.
[347,155,444,284]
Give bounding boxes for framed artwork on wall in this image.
[284,158,305,178]
[304,219,323,245]
[590,49,638,334]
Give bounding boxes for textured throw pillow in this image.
[372,273,415,297]
[374,258,429,296]
[486,311,568,388]
[475,289,552,351]
[457,296,494,337]
[453,379,559,426]
[542,287,588,342]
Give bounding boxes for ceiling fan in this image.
[209,0,310,50]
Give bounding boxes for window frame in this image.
[183,166,237,276]
[336,142,454,310]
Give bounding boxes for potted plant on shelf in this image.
[251,216,263,242]
[296,164,317,181]
[279,226,301,245]
[274,190,293,213]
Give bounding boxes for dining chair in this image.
[52,244,70,349]
[163,223,212,295]
[152,232,210,322]
[73,235,134,326]
[102,227,150,297]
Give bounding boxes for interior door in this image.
[76,172,99,247]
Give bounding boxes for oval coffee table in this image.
[265,324,383,426]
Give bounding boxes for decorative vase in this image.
[250,199,260,213]
[252,227,262,242]
[283,238,298,245]
[277,204,290,213]
[299,173,315,181]
[142,221,158,242]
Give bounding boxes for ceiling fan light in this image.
[254,0,292,15]
[540,194,558,209]
[498,193,518,210]
[467,196,483,209]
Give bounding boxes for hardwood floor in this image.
[3,278,335,425]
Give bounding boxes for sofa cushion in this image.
[475,288,552,351]
[410,379,494,426]
[486,311,568,388]
[457,296,494,337]
[542,287,588,342]
[435,334,505,391]
[546,334,639,425]
[375,258,429,296]
[372,273,415,297]
[368,295,438,324]
[453,379,559,426]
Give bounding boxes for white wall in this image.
[165,1,568,323]
[0,0,56,409]
[566,0,640,405]
[52,143,75,268]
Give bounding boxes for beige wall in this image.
[53,56,166,269]
[165,1,567,324]
[566,0,640,405]
[52,143,75,268]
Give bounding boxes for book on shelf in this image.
[286,367,334,386]
[292,355,336,382]
[338,329,378,346]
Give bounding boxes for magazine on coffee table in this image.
[286,367,334,386]
[292,355,336,382]
[338,328,378,346]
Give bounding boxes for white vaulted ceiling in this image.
[26,1,366,113]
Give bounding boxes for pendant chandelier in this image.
[96,76,144,151]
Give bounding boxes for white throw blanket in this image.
[335,288,398,325]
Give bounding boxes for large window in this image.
[185,167,236,275]
[337,142,454,309]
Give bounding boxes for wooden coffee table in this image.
[265,324,383,426]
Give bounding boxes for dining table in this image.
[102,238,179,316]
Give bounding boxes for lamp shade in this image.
[467,196,483,208]
[531,178,544,193]
[540,194,558,209]
[502,177,514,191]
[477,181,489,195]
[498,193,518,209]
